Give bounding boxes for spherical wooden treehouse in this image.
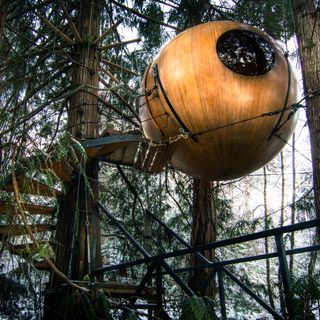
[140,21,298,180]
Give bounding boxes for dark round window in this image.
[216,30,275,76]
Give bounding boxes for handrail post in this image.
[156,261,163,318]
[144,210,153,318]
[275,234,294,319]
[217,267,227,320]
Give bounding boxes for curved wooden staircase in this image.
[0,133,171,300]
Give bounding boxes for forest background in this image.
[0,0,319,319]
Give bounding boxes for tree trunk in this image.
[263,167,275,309]
[291,0,320,237]
[290,133,296,273]
[188,179,216,296]
[278,152,286,313]
[44,1,101,318]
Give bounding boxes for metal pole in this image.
[98,203,150,258]
[160,261,194,296]
[91,202,98,272]
[223,267,283,320]
[156,262,163,318]
[217,268,227,320]
[98,203,195,296]
[275,234,294,319]
[144,212,153,319]
[145,209,211,264]
[133,262,157,301]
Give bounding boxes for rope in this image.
[193,102,303,137]
[152,64,198,143]
[83,159,92,276]
[267,53,292,141]
[273,89,320,135]
[275,133,312,163]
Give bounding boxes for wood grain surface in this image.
[140,21,298,180]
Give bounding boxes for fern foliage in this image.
[180,295,216,320]
[60,289,113,320]
[121,309,137,320]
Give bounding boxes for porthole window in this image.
[216,30,275,76]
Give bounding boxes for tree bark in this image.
[67,0,100,140]
[188,179,216,296]
[278,152,286,313]
[263,167,275,309]
[290,133,296,273]
[44,1,102,318]
[291,0,320,237]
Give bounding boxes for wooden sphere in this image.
[140,21,298,180]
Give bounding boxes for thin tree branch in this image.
[59,1,82,43]
[92,19,123,45]
[7,0,54,21]
[99,77,140,122]
[10,65,71,113]
[99,38,141,50]
[102,59,139,76]
[110,0,182,32]
[36,12,74,45]
[97,96,141,128]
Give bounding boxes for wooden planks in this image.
[6,242,42,258]
[34,259,52,271]
[40,160,73,182]
[73,280,157,299]
[134,142,176,173]
[1,175,62,197]
[0,224,55,237]
[0,201,55,215]
[83,134,175,173]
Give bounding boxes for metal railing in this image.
[93,202,320,319]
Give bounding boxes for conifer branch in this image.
[110,0,182,32]
[99,77,140,122]
[153,0,179,9]
[100,68,138,95]
[7,0,54,22]
[1,85,84,137]
[19,84,84,123]
[10,65,71,113]
[97,96,141,128]
[59,1,82,43]
[104,70,120,83]
[99,38,141,50]
[36,13,75,45]
[102,59,139,76]
[92,19,123,45]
